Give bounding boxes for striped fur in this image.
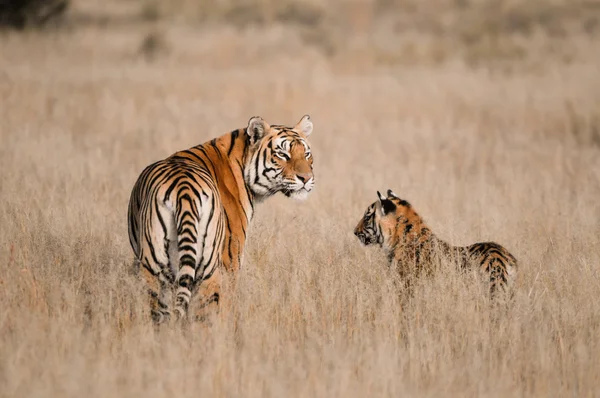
[354,190,517,295]
[128,115,314,323]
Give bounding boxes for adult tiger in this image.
[128,115,314,323]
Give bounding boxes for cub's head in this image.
[245,115,314,200]
[354,190,416,246]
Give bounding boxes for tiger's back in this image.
[464,241,518,293]
[128,154,232,277]
[128,145,236,323]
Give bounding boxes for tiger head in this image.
[354,190,421,246]
[244,115,314,200]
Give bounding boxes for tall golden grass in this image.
[1,1,599,396]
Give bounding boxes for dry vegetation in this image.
[1,0,600,396]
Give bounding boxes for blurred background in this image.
[1,1,600,397]
[2,0,599,69]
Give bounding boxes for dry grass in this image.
[1,1,600,396]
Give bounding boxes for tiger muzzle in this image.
[354,230,367,245]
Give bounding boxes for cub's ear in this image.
[377,191,396,215]
[294,114,313,136]
[387,189,398,198]
[246,116,270,142]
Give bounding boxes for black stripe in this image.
[178,274,194,289]
[225,214,233,262]
[178,236,197,245]
[178,245,196,254]
[228,129,240,156]
[180,254,196,266]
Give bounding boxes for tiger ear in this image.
[294,114,313,137]
[246,116,270,142]
[377,191,396,215]
[387,189,398,198]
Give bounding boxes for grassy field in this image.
[1,1,600,396]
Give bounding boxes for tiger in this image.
[128,115,314,323]
[353,190,517,295]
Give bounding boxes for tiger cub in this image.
[353,190,517,294]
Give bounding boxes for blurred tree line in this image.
[0,0,69,29]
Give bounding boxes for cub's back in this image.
[466,241,518,290]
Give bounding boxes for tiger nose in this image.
[297,173,311,183]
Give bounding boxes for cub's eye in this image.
[274,152,289,161]
[305,152,312,159]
